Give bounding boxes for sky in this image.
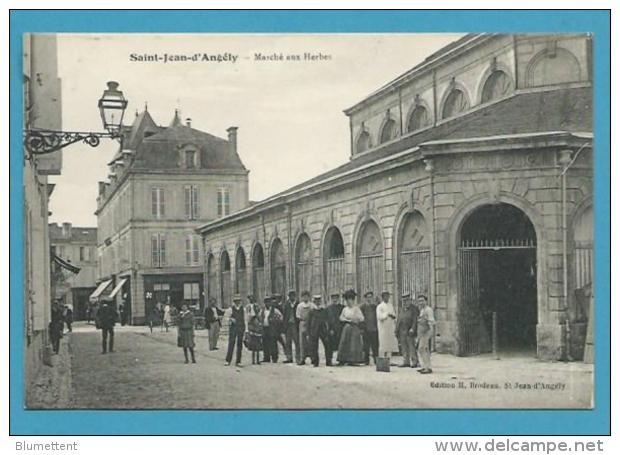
[49,33,465,227]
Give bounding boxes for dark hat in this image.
[288,290,297,296]
[417,294,428,301]
[301,290,311,297]
[312,295,322,301]
[401,292,411,299]
[330,293,341,299]
[263,296,272,303]
[381,290,391,296]
[363,291,374,298]
[343,289,357,300]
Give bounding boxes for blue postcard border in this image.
[9,10,611,436]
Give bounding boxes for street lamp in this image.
[23,81,128,157]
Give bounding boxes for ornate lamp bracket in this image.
[23,129,119,157]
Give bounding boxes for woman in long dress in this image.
[177,304,196,364]
[336,289,365,366]
[245,302,264,365]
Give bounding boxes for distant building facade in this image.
[197,34,593,361]
[22,34,63,398]
[96,110,248,324]
[49,222,98,320]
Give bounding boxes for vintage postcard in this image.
[21,32,594,411]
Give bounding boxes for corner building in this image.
[96,111,248,324]
[197,34,593,361]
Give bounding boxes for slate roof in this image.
[131,122,247,172]
[271,86,592,196]
[49,224,98,243]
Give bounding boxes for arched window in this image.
[407,106,430,133]
[379,118,397,144]
[252,243,265,303]
[356,130,371,154]
[207,253,217,302]
[481,70,512,103]
[295,233,313,296]
[234,247,247,297]
[356,220,384,297]
[270,238,287,297]
[220,250,231,308]
[527,48,581,87]
[398,211,431,301]
[323,227,345,297]
[442,88,470,119]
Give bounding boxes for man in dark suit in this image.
[226,296,246,366]
[49,300,64,354]
[262,296,283,363]
[395,293,420,368]
[96,298,119,354]
[326,293,344,353]
[281,290,299,363]
[308,295,333,367]
[360,291,379,365]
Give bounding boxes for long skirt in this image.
[337,323,365,364]
[178,327,195,348]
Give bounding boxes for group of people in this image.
[193,288,436,374]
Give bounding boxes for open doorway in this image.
[458,203,537,356]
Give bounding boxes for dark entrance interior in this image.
[459,203,538,355]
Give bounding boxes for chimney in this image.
[227,126,238,153]
[98,181,106,196]
[185,118,192,127]
[62,222,72,238]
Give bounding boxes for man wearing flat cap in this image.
[308,295,333,367]
[282,290,300,364]
[360,290,379,365]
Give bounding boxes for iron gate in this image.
[358,253,383,298]
[400,249,430,299]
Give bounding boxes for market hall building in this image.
[196,34,593,361]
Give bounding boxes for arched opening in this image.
[527,48,581,87]
[270,238,287,297]
[457,203,538,356]
[356,220,384,298]
[220,250,232,308]
[379,118,397,144]
[407,106,430,133]
[295,233,313,296]
[252,243,265,303]
[206,253,217,303]
[356,131,371,154]
[481,70,512,103]
[442,88,470,119]
[235,247,247,297]
[398,211,431,309]
[323,227,345,297]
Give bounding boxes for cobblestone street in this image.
[66,323,593,409]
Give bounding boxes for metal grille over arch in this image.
[457,203,538,356]
[398,211,431,302]
[356,220,384,298]
[235,247,247,298]
[252,243,265,303]
[206,253,216,303]
[573,205,593,290]
[220,250,232,308]
[295,233,313,296]
[270,238,287,297]
[323,227,345,297]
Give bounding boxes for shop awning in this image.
[89,279,113,302]
[52,253,81,274]
[107,278,127,300]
